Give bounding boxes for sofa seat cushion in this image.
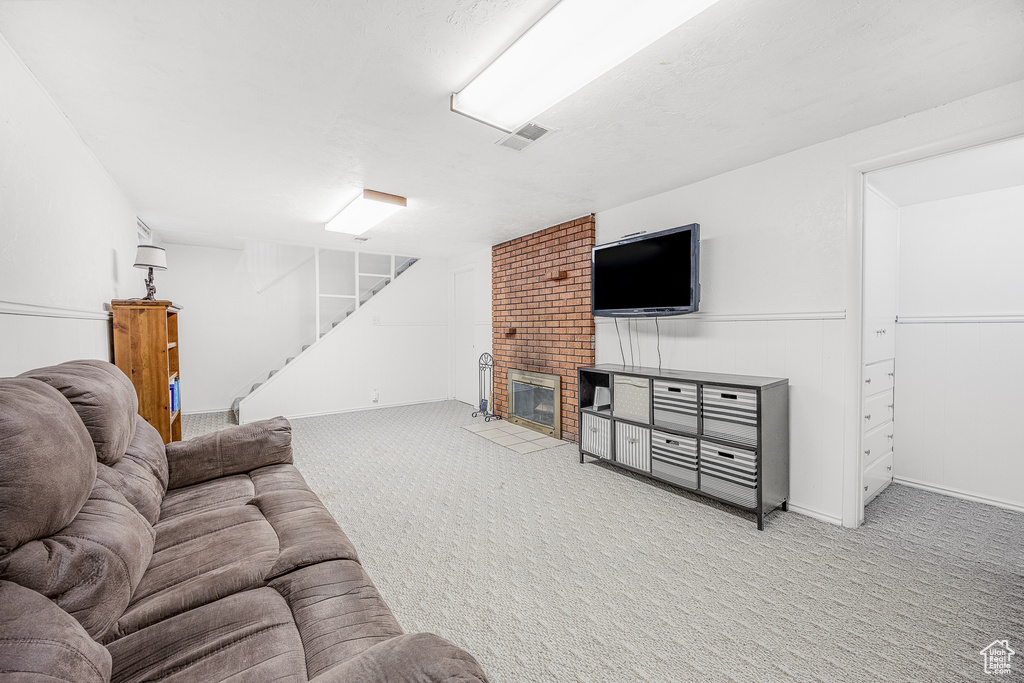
[159,474,255,520]
[108,587,308,683]
[117,503,279,638]
[98,415,169,525]
[251,464,360,577]
[0,478,155,643]
[269,560,403,679]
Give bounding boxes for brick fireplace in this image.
[491,215,596,442]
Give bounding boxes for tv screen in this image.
[592,224,700,317]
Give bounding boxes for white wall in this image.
[159,242,316,412]
[0,35,138,377]
[240,258,449,422]
[894,185,1024,509]
[448,248,493,405]
[595,79,1024,525]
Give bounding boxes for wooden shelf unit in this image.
[111,299,181,443]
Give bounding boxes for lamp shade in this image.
[133,245,167,270]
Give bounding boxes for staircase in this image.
[231,253,417,422]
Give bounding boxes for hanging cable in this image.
[635,318,641,368]
[655,316,662,369]
[622,317,630,366]
[614,317,625,365]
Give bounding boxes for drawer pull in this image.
[888,372,895,378]
[627,437,639,444]
[665,439,679,446]
[589,426,599,433]
[888,404,894,409]
[864,449,871,456]
[718,451,735,459]
[721,393,738,400]
[864,414,871,421]
[887,434,893,440]
[865,378,871,384]
[668,387,681,393]
[887,466,892,471]
[864,485,869,491]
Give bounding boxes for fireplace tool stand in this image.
[471,352,500,422]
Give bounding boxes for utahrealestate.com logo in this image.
[980,640,1015,676]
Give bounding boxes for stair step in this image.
[230,397,242,424]
[286,356,295,364]
[269,369,278,377]
[251,382,263,393]
[302,345,310,351]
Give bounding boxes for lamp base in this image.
[142,267,157,300]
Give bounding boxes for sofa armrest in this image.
[311,633,489,683]
[0,580,112,683]
[165,416,292,489]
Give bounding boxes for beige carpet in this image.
[184,402,1024,682]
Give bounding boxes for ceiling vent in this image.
[497,122,551,151]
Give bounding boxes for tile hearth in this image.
[464,419,563,453]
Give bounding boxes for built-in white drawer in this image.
[863,319,895,364]
[581,412,611,460]
[863,420,893,467]
[615,422,650,472]
[863,450,893,504]
[863,359,895,397]
[862,390,894,434]
[613,375,650,424]
[650,430,698,489]
[653,380,698,434]
[701,386,758,448]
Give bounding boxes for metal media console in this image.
[578,364,789,530]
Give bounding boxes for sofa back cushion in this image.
[0,378,96,554]
[0,478,156,642]
[20,360,138,465]
[97,415,169,525]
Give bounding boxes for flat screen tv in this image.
[592,223,700,317]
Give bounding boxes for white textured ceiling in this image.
[1,0,1022,257]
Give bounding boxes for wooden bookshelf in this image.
[111,299,182,443]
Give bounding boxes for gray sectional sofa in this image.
[0,360,488,682]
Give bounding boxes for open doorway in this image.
[859,136,1024,522]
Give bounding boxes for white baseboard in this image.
[893,477,1024,514]
[240,397,450,424]
[786,503,843,526]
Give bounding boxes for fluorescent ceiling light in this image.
[452,0,721,132]
[325,189,407,235]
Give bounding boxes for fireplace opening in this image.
[508,369,561,439]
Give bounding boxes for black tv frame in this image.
[591,223,700,317]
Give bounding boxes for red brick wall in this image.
[492,215,596,442]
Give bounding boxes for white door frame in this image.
[841,122,1024,528]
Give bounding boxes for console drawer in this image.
[701,386,758,448]
[700,473,758,509]
[580,412,611,460]
[615,422,651,472]
[613,375,650,424]
[700,441,757,485]
[653,380,698,434]
[651,430,698,489]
